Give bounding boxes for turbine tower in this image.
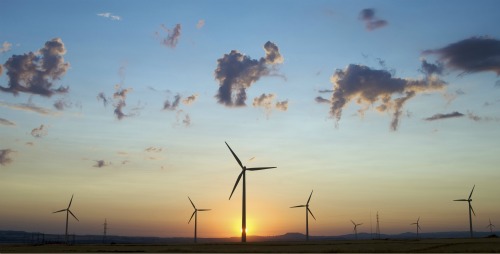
[226,141,276,243]
[53,194,79,243]
[351,220,363,240]
[290,190,316,241]
[188,197,211,243]
[487,219,495,235]
[410,217,422,238]
[103,218,107,244]
[453,185,476,238]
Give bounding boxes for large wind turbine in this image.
[188,196,211,243]
[290,190,316,241]
[411,217,422,238]
[53,194,79,243]
[351,220,363,240]
[453,185,476,238]
[226,142,276,243]
[487,219,495,235]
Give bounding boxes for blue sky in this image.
[1,0,500,238]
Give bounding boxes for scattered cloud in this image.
[419,59,444,76]
[196,19,205,29]
[163,94,181,111]
[318,89,334,93]
[328,64,446,131]
[182,94,198,105]
[214,41,284,107]
[53,98,72,110]
[0,101,59,116]
[175,110,191,127]
[0,41,12,53]
[112,85,135,120]
[145,147,163,153]
[25,142,34,146]
[423,36,500,75]
[275,100,288,111]
[315,96,330,104]
[424,111,464,121]
[156,24,182,48]
[0,117,15,126]
[97,92,110,107]
[359,8,388,31]
[31,124,48,138]
[0,149,15,166]
[93,160,110,168]
[0,38,69,97]
[467,111,500,122]
[97,12,121,21]
[252,93,288,117]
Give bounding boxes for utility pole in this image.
[376,211,381,239]
[103,218,108,244]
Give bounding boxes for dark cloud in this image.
[318,89,334,93]
[163,94,181,110]
[467,111,500,122]
[424,111,464,121]
[423,36,500,75]
[315,96,330,104]
[53,98,71,110]
[157,24,182,48]
[359,8,388,31]
[97,92,110,107]
[145,147,163,152]
[31,124,48,138]
[0,101,58,116]
[114,100,127,120]
[182,94,198,105]
[419,59,444,76]
[214,41,284,107]
[0,149,15,166]
[112,86,134,120]
[0,117,15,126]
[328,64,447,131]
[0,38,69,97]
[93,160,110,168]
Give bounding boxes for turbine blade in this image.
[68,210,79,222]
[417,217,420,223]
[229,172,243,200]
[198,209,211,211]
[290,205,306,208]
[308,208,316,220]
[225,142,243,169]
[246,167,276,171]
[351,220,355,225]
[411,223,416,225]
[188,211,196,224]
[68,194,74,209]
[307,190,313,205]
[418,225,422,230]
[188,197,196,209]
[358,223,363,226]
[53,209,66,213]
[454,199,468,201]
[470,203,476,216]
[469,185,475,199]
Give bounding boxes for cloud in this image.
[424,111,464,121]
[93,160,110,168]
[157,24,182,48]
[53,98,72,110]
[97,12,121,21]
[163,94,181,110]
[214,41,284,107]
[0,118,15,126]
[275,100,289,111]
[252,93,288,116]
[182,94,198,105]
[31,124,48,138]
[0,101,59,116]
[318,89,334,93]
[0,38,70,97]
[196,19,205,29]
[0,41,12,53]
[112,85,134,120]
[359,8,388,31]
[0,149,15,166]
[467,111,500,122]
[328,64,447,131]
[419,59,444,76]
[175,110,191,126]
[423,36,500,75]
[145,147,163,153]
[315,96,330,104]
[97,92,110,107]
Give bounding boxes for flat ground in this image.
[2,238,500,253]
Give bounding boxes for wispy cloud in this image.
[253,93,289,117]
[327,64,446,131]
[175,110,191,127]
[97,92,110,107]
[0,149,15,166]
[156,24,182,48]
[0,38,69,97]
[0,118,15,126]
[97,12,121,21]
[214,41,284,107]
[182,94,198,105]
[53,98,72,110]
[196,19,205,29]
[145,147,163,153]
[31,124,48,138]
[359,8,388,31]
[424,111,464,121]
[0,41,12,53]
[423,36,500,75]
[315,96,330,104]
[0,101,59,116]
[93,160,111,168]
[467,111,500,122]
[163,94,181,111]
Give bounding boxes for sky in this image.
[1,0,500,239]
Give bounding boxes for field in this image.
[2,238,500,253]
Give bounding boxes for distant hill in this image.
[0,230,497,244]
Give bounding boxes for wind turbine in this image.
[226,141,276,243]
[487,219,495,235]
[351,220,363,240]
[453,185,476,238]
[188,196,211,243]
[290,190,316,241]
[410,217,422,238]
[53,194,79,243]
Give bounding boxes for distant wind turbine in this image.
[351,220,363,240]
[188,197,211,243]
[53,194,79,243]
[410,217,422,238]
[487,219,495,235]
[226,141,276,243]
[290,190,316,241]
[453,185,476,238]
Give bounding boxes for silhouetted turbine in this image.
[351,220,363,240]
[188,197,211,243]
[453,185,476,238]
[53,194,79,243]
[226,141,276,243]
[290,190,316,241]
[410,217,422,238]
[487,219,495,235]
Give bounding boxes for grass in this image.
[2,238,500,253]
